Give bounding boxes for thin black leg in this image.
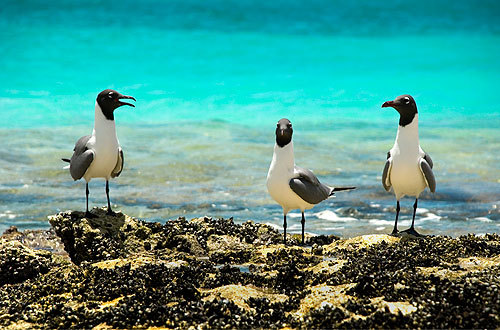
[283,214,287,245]
[84,183,96,218]
[86,183,89,213]
[301,211,306,245]
[411,199,418,230]
[402,198,422,236]
[106,180,115,215]
[391,200,400,236]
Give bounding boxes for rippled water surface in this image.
[1,0,499,236]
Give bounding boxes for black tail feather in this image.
[61,158,70,163]
[330,186,356,196]
[333,186,356,192]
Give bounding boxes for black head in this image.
[382,94,418,127]
[275,118,293,147]
[96,89,136,120]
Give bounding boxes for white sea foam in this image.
[416,208,429,215]
[399,220,412,226]
[0,213,17,219]
[324,227,345,231]
[419,213,442,221]
[314,210,358,222]
[368,219,392,226]
[473,217,493,222]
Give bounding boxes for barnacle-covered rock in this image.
[1,209,499,329]
[0,239,65,285]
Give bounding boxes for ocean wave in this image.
[473,217,493,223]
[323,226,345,231]
[313,210,358,222]
[368,219,392,226]
[416,208,429,214]
[420,213,442,221]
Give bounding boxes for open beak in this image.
[117,95,136,108]
[382,100,395,108]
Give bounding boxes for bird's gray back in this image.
[289,165,331,204]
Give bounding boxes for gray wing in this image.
[382,151,392,192]
[69,135,94,180]
[423,152,433,169]
[289,165,332,204]
[419,158,436,193]
[111,148,124,178]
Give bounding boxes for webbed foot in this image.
[401,227,423,237]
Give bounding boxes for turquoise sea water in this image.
[1,0,499,237]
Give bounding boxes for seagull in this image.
[381,94,436,236]
[266,118,355,245]
[62,89,135,218]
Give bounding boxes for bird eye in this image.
[108,92,114,98]
[287,123,292,128]
[404,97,410,104]
[277,123,280,128]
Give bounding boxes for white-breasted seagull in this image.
[382,94,436,236]
[62,89,135,218]
[266,118,355,244]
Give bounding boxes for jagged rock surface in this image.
[1,208,499,329]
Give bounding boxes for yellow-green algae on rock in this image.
[0,208,499,329]
[201,284,288,311]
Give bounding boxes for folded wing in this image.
[69,135,94,181]
[289,165,332,204]
[111,148,124,178]
[419,158,436,193]
[382,151,392,192]
[423,152,433,169]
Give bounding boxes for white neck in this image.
[271,141,295,172]
[395,114,419,150]
[93,102,117,139]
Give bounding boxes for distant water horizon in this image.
[1,0,499,237]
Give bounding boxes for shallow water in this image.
[1,0,499,236]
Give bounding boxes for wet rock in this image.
[2,226,19,235]
[0,209,499,329]
[201,284,287,311]
[308,234,340,246]
[0,239,63,285]
[49,209,132,264]
[207,235,252,264]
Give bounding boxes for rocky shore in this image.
[1,208,499,329]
